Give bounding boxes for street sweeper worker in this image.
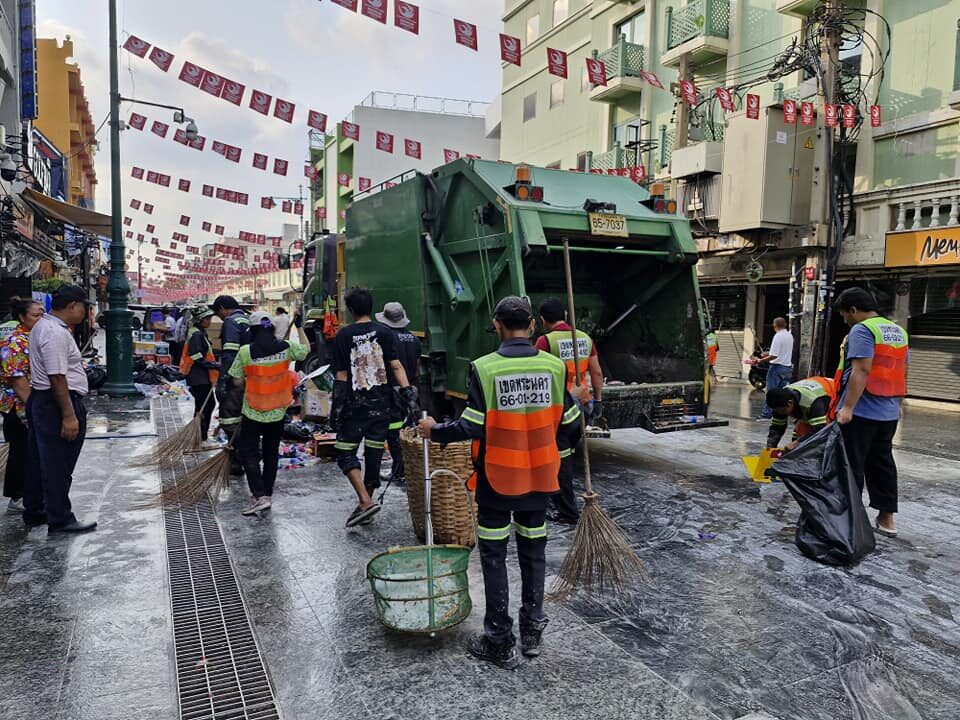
[181,305,220,443]
[419,296,582,670]
[228,311,308,516]
[764,376,836,451]
[212,295,249,475]
[331,287,419,528]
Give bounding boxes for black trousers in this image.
[385,410,405,480]
[335,408,389,494]
[236,417,284,498]
[841,416,899,514]
[216,379,245,473]
[23,390,87,528]
[2,410,27,499]
[189,383,214,440]
[549,455,579,520]
[477,506,548,645]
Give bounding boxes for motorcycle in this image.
[748,346,769,390]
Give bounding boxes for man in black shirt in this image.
[376,301,421,485]
[332,288,418,527]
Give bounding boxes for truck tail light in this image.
[530,186,544,202]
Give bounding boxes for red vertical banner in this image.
[307,111,328,132]
[679,79,697,105]
[338,172,351,188]
[148,47,174,71]
[800,101,815,126]
[842,104,856,128]
[375,131,394,153]
[585,58,607,87]
[869,105,882,128]
[274,99,296,123]
[824,103,838,128]
[252,153,268,170]
[454,19,478,50]
[249,90,272,115]
[331,0,358,9]
[200,70,225,97]
[395,1,420,34]
[404,139,422,159]
[499,34,521,66]
[341,121,360,141]
[639,71,663,89]
[783,99,797,124]
[361,0,387,23]
[547,48,568,78]
[221,80,245,106]
[745,93,761,120]
[715,87,734,112]
[358,177,372,192]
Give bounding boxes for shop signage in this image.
[885,227,960,268]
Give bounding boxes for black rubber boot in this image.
[519,626,544,657]
[467,634,521,670]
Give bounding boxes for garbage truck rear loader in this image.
[300,159,726,432]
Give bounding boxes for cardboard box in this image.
[302,386,331,420]
[139,331,158,342]
[157,355,172,365]
[143,354,156,364]
[134,341,156,356]
[155,341,170,356]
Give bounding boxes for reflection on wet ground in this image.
[1,390,958,720]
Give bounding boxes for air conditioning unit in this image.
[671,142,723,179]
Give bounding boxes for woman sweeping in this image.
[227,311,307,516]
[0,297,44,512]
[180,305,219,443]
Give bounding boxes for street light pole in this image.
[102,0,137,395]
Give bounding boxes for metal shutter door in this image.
[714,331,746,380]
[906,336,960,402]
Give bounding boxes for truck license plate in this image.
[588,213,628,237]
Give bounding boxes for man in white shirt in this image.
[272,307,291,341]
[756,317,794,419]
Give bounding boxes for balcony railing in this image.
[666,0,730,50]
[594,36,645,80]
[892,194,960,232]
[592,145,649,172]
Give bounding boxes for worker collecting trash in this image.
[419,296,582,669]
[764,376,836,452]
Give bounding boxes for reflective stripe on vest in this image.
[243,349,293,412]
[860,316,908,397]
[786,376,835,424]
[180,328,219,385]
[706,332,718,366]
[545,329,593,393]
[472,351,567,497]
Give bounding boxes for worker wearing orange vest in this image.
[420,296,582,669]
[181,305,220,442]
[535,298,602,525]
[833,288,908,538]
[228,311,308,517]
[764,376,836,451]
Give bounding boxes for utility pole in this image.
[800,0,842,377]
[671,53,692,200]
[102,0,137,395]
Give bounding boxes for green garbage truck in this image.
[298,159,725,432]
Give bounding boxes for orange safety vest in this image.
[467,350,568,497]
[706,332,719,367]
[544,328,594,397]
[180,329,219,385]
[242,349,295,412]
[833,317,908,406]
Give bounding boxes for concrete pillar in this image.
[796,253,823,378]
[892,285,910,326]
[742,283,760,366]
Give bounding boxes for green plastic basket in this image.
[366,544,472,634]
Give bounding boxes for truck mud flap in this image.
[646,418,729,434]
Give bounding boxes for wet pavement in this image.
[1,388,959,720]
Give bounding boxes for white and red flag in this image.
[179,179,191,192]
[307,110,328,132]
[274,99,296,123]
[547,48,567,78]
[249,90,272,115]
[144,203,154,214]
[151,121,169,138]
[395,1,419,34]
[338,172,351,187]
[274,159,288,176]
[358,177,372,192]
[221,80,245,106]
[179,61,204,88]
[294,202,304,216]
[148,46,174,72]
[342,121,360,141]
[639,70,663,89]
[129,113,146,130]
[215,225,224,235]
[585,58,607,86]
[130,199,141,209]
[203,184,214,197]
[146,224,155,233]
[783,99,797,125]
[500,34,521,66]
[376,131,394,153]
[800,101,815,126]
[225,146,242,163]
[715,87,735,112]
[842,104,856,128]
[305,165,319,180]
[454,19,478,50]
[361,0,387,23]
[824,103,838,128]
[212,140,227,155]
[180,215,190,227]
[679,79,697,105]
[331,0,358,9]
[746,94,761,120]
[131,167,144,179]
[190,135,206,151]
[201,70,225,97]
[443,148,461,164]
[869,105,882,128]
[173,129,188,145]
[122,35,150,58]
[253,153,268,170]
[282,200,292,213]
[405,139,422,159]
[261,197,275,209]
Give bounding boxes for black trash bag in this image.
[85,365,107,391]
[772,423,876,565]
[283,420,314,442]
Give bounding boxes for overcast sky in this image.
[37,0,503,280]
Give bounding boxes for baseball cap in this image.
[492,296,533,324]
[249,310,274,327]
[52,285,94,306]
[376,301,410,329]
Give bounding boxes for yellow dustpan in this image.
[741,448,781,483]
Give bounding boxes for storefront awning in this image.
[20,188,112,235]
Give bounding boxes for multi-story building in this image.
[309,91,500,233]
[35,37,97,208]
[496,0,960,402]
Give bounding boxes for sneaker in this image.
[259,496,272,512]
[241,497,269,516]
[467,634,521,670]
[345,503,381,528]
[520,628,544,658]
[6,498,24,513]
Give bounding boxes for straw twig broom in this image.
[132,388,214,469]
[551,239,649,599]
[153,445,233,508]
[0,443,9,480]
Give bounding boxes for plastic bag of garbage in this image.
[771,423,876,565]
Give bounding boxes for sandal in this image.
[345,503,381,528]
[874,521,897,538]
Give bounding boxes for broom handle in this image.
[562,239,594,497]
[198,386,215,416]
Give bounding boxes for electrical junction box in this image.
[718,105,816,234]
[670,141,724,179]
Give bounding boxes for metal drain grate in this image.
[156,397,281,720]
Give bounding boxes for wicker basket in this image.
[400,429,477,548]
